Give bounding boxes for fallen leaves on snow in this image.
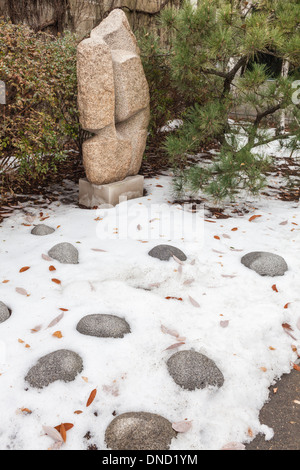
[86,389,97,407]
[47,313,64,329]
[172,420,192,433]
[221,442,245,450]
[19,266,30,273]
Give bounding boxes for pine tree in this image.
[159,0,300,200]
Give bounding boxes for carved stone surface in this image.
[77,9,150,191]
[79,175,144,208]
[77,38,115,133]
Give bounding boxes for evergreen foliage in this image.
[159,0,300,200]
[0,21,79,189]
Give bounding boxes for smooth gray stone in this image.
[105,412,176,450]
[0,301,10,324]
[31,224,55,236]
[25,349,83,389]
[48,242,79,264]
[148,244,187,261]
[76,314,131,338]
[167,350,224,391]
[241,251,288,277]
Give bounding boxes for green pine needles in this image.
[158,0,300,201]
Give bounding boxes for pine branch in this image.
[254,103,282,127]
[223,56,248,96]
[251,133,293,149]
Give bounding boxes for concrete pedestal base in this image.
[79,175,144,208]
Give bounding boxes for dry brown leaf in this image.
[74,410,83,415]
[249,215,262,222]
[31,325,42,333]
[214,235,220,240]
[86,389,97,407]
[21,408,32,414]
[293,363,300,372]
[47,313,64,329]
[42,254,52,261]
[54,423,74,433]
[172,421,192,433]
[272,284,278,293]
[43,426,64,445]
[51,278,61,285]
[2,280,9,284]
[52,331,63,339]
[16,287,29,296]
[49,266,56,272]
[183,278,195,286]
[161,325,180,338]
[221,442,245,451]
[164,342,185,351]
[19,266,30,273]
[189,296,200,308]
[60,424,67,443]
[173,255,184,265]
[165,296,183,301]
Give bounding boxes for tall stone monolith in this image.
[77,9,150,207]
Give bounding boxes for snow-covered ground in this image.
[0,145,299,450]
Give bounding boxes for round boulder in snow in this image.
[0,301,10,324]
[241,251,288,277]
[148,244,187,262]
[105,412,176,450]
[76,314,131,338]
[25,349,83,389]
[167,350,224,391]
[48,242,79,264]
[31,224,55,236]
